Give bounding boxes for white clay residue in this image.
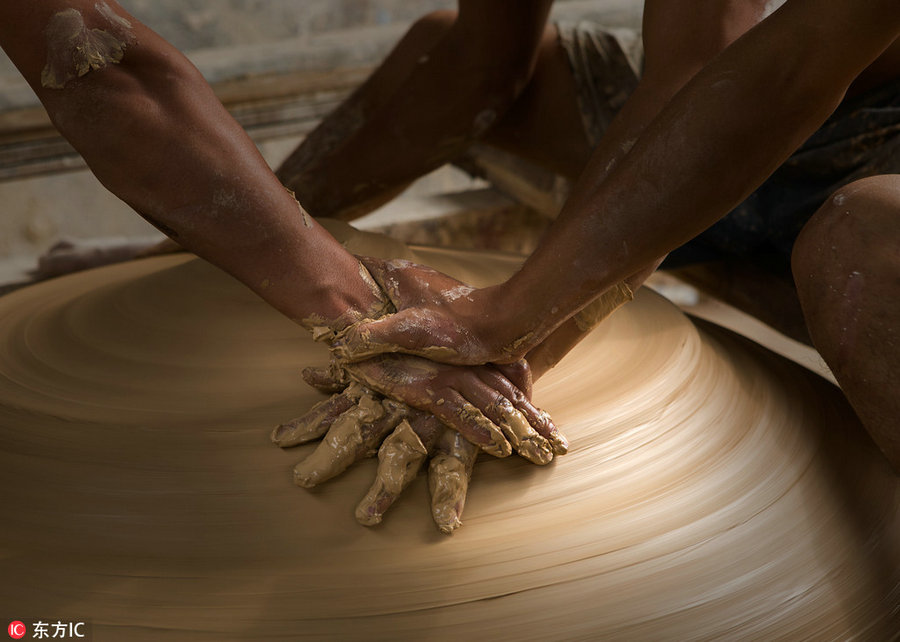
[41,3,135,89]
[472,109,497,137]
[94,2,132,30]
[574,281,634,333]
[284,188,313,228]
[442,284,475,303]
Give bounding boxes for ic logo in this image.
[7,621,26,640]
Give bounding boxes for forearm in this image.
[1,2,385,329]
[480,1,768,360]
[526,263,659,380]
[495,0,900,352]
[521,255,652,382]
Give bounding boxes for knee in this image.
[791,175,900,297]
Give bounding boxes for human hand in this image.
[330,257,529,366]
[271,355,567,533]
[343,354,565,462]
[331,257,640,370]
[271,379,472,532]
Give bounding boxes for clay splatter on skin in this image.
[295,263,392,344]
[472,109,497,137]
[488,396,553,465]
[620,138,637,155]
[358,262,393,318]
[94,2,132,30]
[443,284,475,302]
[292,389,386,488]
[429,430,478,534]
[41,3,136,89]
[455,404,511,458]
[574,281,634,332]
[502,331,536,359]
[284,188,313,228]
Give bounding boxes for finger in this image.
[301,362,348,394]
[406,411,444,448]
[355,412,443,526]
[493,360,533,399]
[428,389,512,459]
[476,369,569,456]
[461,384,553,466]
[429,429,479,535]
[343,358,515,458]
[355,418,429,526]
[271,382,365,447]
[292,393,408,488]
[331,310,464,365]
[343,357,511,457]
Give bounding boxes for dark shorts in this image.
[558,21,900,280]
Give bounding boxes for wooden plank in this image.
[0,66,372,181]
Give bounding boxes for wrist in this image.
[236,220,390,337]
[476,282,545,363]
[291,258,392,337]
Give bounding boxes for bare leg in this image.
[792,174,900,470]
[276,13,651,380]
[276,10,459,220]
[275,13,592,220]
[481,26,592,180]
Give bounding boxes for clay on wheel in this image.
[0,226,897,641]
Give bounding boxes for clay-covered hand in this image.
[271,379,474,532]
[343,353,566,461]
[330,257,530,366]
[271,356,567,533]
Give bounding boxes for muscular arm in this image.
[276,0,554,220]
[522,0,771,375]
[331,0,778,370]
[0,1,384,329]
[490,0,900,358]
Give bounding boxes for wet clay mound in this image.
[0,239,898,640]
